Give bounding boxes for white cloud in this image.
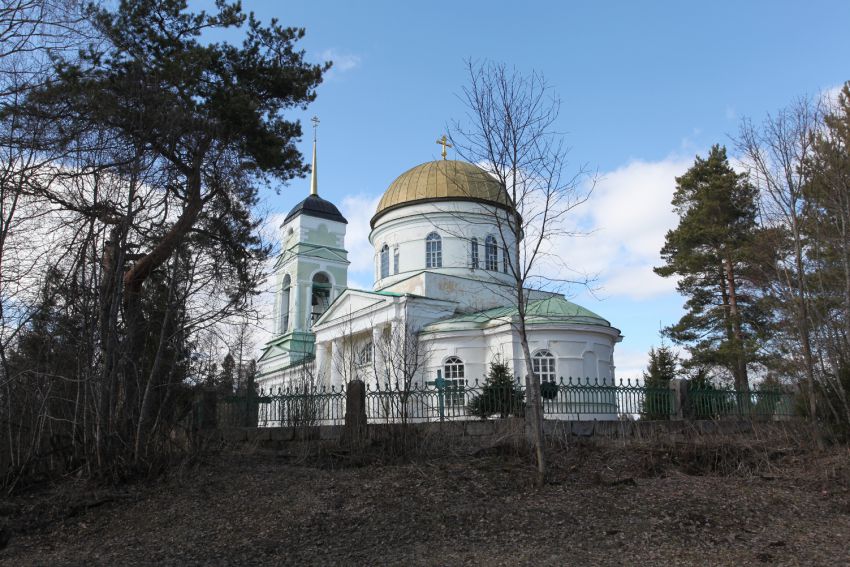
[613,345,651,380]
[320,49,361,76]
[555,155,693,300]
[340,193,381,279]
[822,82,847,107]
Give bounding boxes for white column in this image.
[372,326,384,386]
[314,340,330,387]
[330,338,343,388]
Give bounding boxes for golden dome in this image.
[371,160,513,227]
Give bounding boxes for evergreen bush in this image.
[468,360,525,419]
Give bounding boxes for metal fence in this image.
[686,387,795,419]
[219,378,797,427]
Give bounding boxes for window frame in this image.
[485,235,498,271]
[380,244,390,279]
[443,356,465,409]
[426,232,442,269]
[532,349,557,384]
[358,341,373,367]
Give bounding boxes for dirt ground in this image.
[2,439,850,566]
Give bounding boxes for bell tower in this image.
[258,118,349,383]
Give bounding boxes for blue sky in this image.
[197,0,849,376]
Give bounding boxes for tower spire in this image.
[310,116,319,196]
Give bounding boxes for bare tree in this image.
[372,315,432,424]
[330,308,363,386]
[736,97,821,421]
[449,61,594,484]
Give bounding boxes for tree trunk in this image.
[517,285,545,486]
[134,254,178,461]
[723,255,749,392]
[790,211,818,422]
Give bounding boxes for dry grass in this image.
[2,424,849,566]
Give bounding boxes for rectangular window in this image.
[470,238,479,269]
[485,241,498,270]
[426,240,442,268]
[444,359,465,409]
[380,247,389,279]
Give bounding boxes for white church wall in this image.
[383,272,529,313]
[370,201,517,290]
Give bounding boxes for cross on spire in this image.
[310,116,319,196]
[436,135,452,160]
[311,115,320,142]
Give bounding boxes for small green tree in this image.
[684,367,727,419]
[217,354,236,394]
[468,359,525,419]
[641,346,677,419]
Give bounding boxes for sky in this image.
[196,0,850,377]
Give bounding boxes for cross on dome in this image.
[436,135,452,160]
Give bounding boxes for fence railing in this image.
[218,378,797,427]
[686,387,795,419]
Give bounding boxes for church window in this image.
[380,244,390,279]
[532,350,557,384]
[485,235,498,271]
[393,246,399,274]
[443,356,465,409]
[503,246,508,273]
[280,274,291,333]
[310,272,332,327]
[426,232,442,268]
[359,341,373,366]
[470,238,479,269]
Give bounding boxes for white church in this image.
[257,132,622,408]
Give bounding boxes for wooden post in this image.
[669,379,688,421]
[344,379,367,445]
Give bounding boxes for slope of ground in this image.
[2,440,849,566]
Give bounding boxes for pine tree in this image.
[7,0,326,464]
[468,360,525,419]
[218,354,236,394]
[655,145,765,391]
[640,346,677,419]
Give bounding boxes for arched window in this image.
[470,237,479,269]
[380,244,390,279]
[443,356,465,408]
[280,274,291,333]
[310,272,331,327]
[532,349,556,384]
[485,235,498,270]
[426,232,442,268]
[393,246,399,274]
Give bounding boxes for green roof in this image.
[422,296,611,332]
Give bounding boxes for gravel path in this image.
[2,444,849,566]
